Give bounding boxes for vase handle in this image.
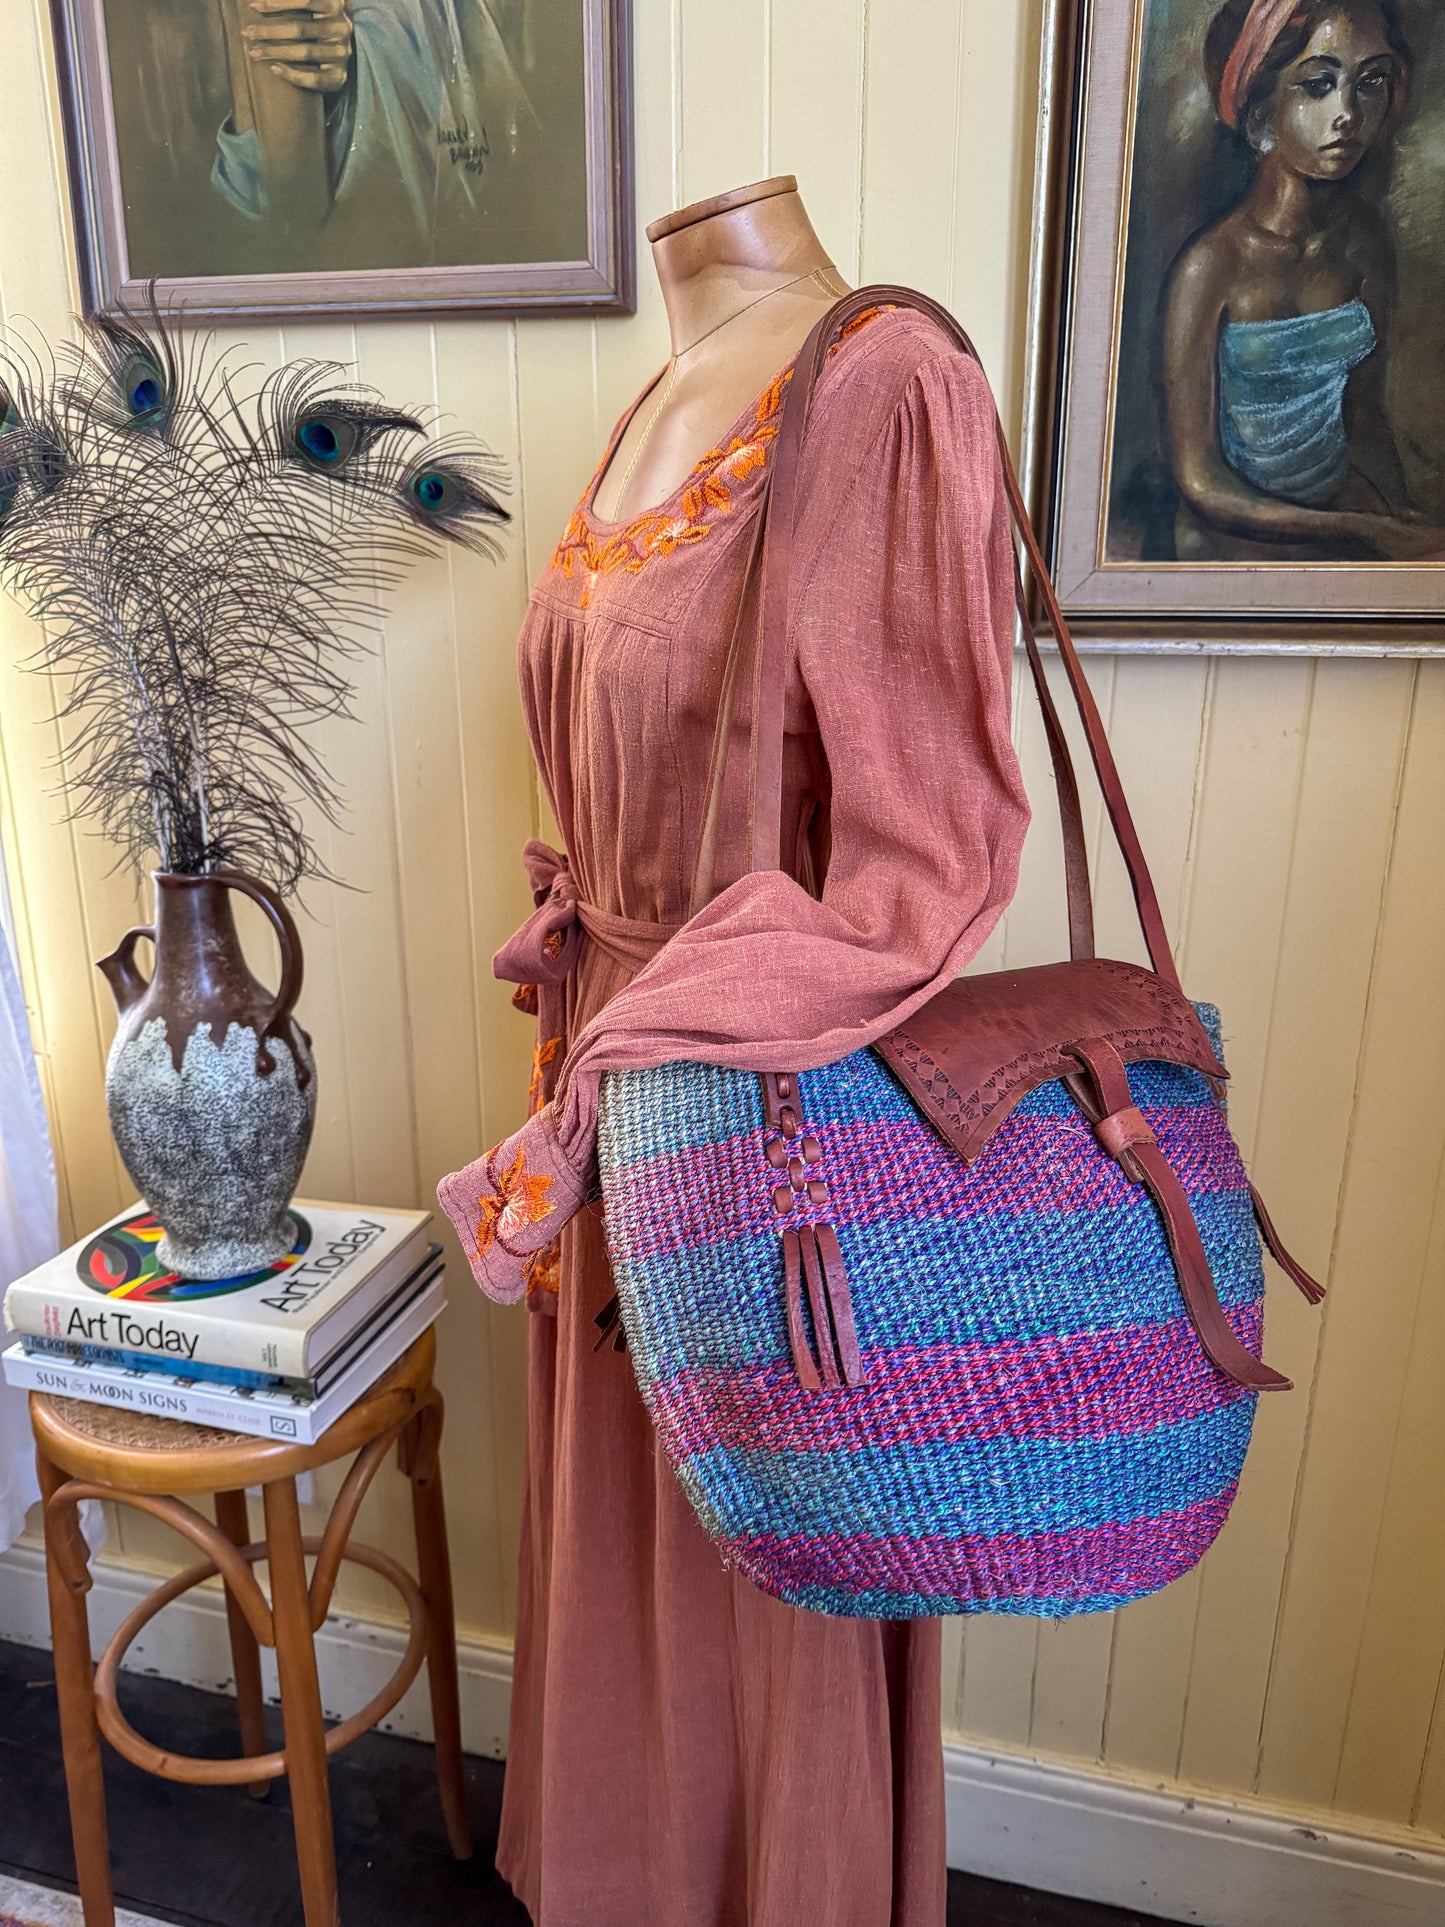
[96,925,156,1016]
[212,871,305,1076]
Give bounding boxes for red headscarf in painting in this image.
[1219,0,1310,126]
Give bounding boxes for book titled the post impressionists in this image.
[3,1201,431,1377]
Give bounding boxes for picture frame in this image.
[50,0,634,321]
[1022,0,1445,655]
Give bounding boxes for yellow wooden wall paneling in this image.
[0,3,127,1249]
[1255,663,1445,1816]
[1333,1128,1445,1827]
[1093,658,1214,1780]
[677,0,768,204]
[951,1,1045,413]
[1171,659,1403,1803]
[430,316,538,1631]
[768,0,867,283]
[1164,657,1313,1793]
[1415,1453,1445,1835]
[858,0,964,301]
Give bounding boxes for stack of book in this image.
[2,1201,444,1444]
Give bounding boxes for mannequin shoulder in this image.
[813,300,995,428]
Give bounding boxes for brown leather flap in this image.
[871,958,1227,1165]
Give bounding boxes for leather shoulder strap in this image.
[697,285,1181,993]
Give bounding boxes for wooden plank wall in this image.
[1,0,1441,1841]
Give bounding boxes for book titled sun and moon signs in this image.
[2,1202,445,1441]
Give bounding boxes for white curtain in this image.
[0,851,59,1550]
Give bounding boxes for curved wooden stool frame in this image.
[31,1326,470,1927]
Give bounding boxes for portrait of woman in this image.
[1160,0,1445,563]
[1039,0,1445,636]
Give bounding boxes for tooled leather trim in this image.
[875,971,1218,1162]
[883,1017,1206,1142]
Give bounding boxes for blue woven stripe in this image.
[612,1188,1262,1379]
[796,1046,1220,1132]
[758,1583,1153,1619]
[686,1400,1253,1541]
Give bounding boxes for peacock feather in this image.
[0,294,509,893]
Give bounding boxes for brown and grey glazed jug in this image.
[97,872,316,1280]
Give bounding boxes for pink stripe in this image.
[656,1305,1262,1455]
[730,1494,1237,1603]
[608,1104,1247,1264]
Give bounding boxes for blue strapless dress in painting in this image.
[1218,298,1376,506]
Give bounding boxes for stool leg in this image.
[404,1403,472,1860]
[215,1487,270,1799]
[263,1477,339,1927]
[38,1450,116,1927]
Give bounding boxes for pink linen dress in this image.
[439,306,1030,1926]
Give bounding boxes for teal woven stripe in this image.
[688,1401,1252,1542]
[599,1059,764,1165]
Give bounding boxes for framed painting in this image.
[50,0,633,320]
[1023,0,1445,652]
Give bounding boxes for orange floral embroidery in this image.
[528,1033,561,1113]
[550,314,891,606]
[475,1145,556,1258]
[523,1237,562,1297]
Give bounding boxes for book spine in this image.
[2,1350,326,1444]
[3,1285,309,1375]
[19,1334,290,1393]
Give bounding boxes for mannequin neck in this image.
[647,177,837,358]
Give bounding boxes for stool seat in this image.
[41,1399,259,1452]
[32,1328,437,1496]
[34,1322,470,1927]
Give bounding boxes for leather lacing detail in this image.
[761,1075,866,1392]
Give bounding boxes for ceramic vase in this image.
[97,871,316,1280]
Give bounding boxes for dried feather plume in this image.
[0,295,509,894]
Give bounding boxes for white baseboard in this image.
[0,1541,513,1758]
[943,1744,1445,1927]
[4,1543,1442,1927]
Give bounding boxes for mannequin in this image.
[592,176,849,521]
[437,172,1029,1926]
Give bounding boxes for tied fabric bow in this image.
[436,840,587,1304]
[492,839,585,992]
[493,839,578,1137]
[439,839,681,1303]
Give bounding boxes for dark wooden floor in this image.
[0,1637,1175,1926]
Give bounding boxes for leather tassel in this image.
[814,1223,866,1388]
[593,1291,628,1353]
[782,1229,822,1390]
[1249,1183,1327,1304]
[797,1225,841,1389]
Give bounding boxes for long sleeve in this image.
[439,329,1030,1301]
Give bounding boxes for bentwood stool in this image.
[31,1325,469,1927]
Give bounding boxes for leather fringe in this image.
[1250,1183,1327,1304]
[593,1292,628,1353]
[781,1224,866,1392]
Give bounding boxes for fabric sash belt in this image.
[493,837,679,1006]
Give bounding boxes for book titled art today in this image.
[2,1201,431,1377]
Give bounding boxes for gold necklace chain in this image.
[608,265,840,518]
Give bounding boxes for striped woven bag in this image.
[595,288,1323,1619]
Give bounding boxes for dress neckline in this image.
[581,356,799,534]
